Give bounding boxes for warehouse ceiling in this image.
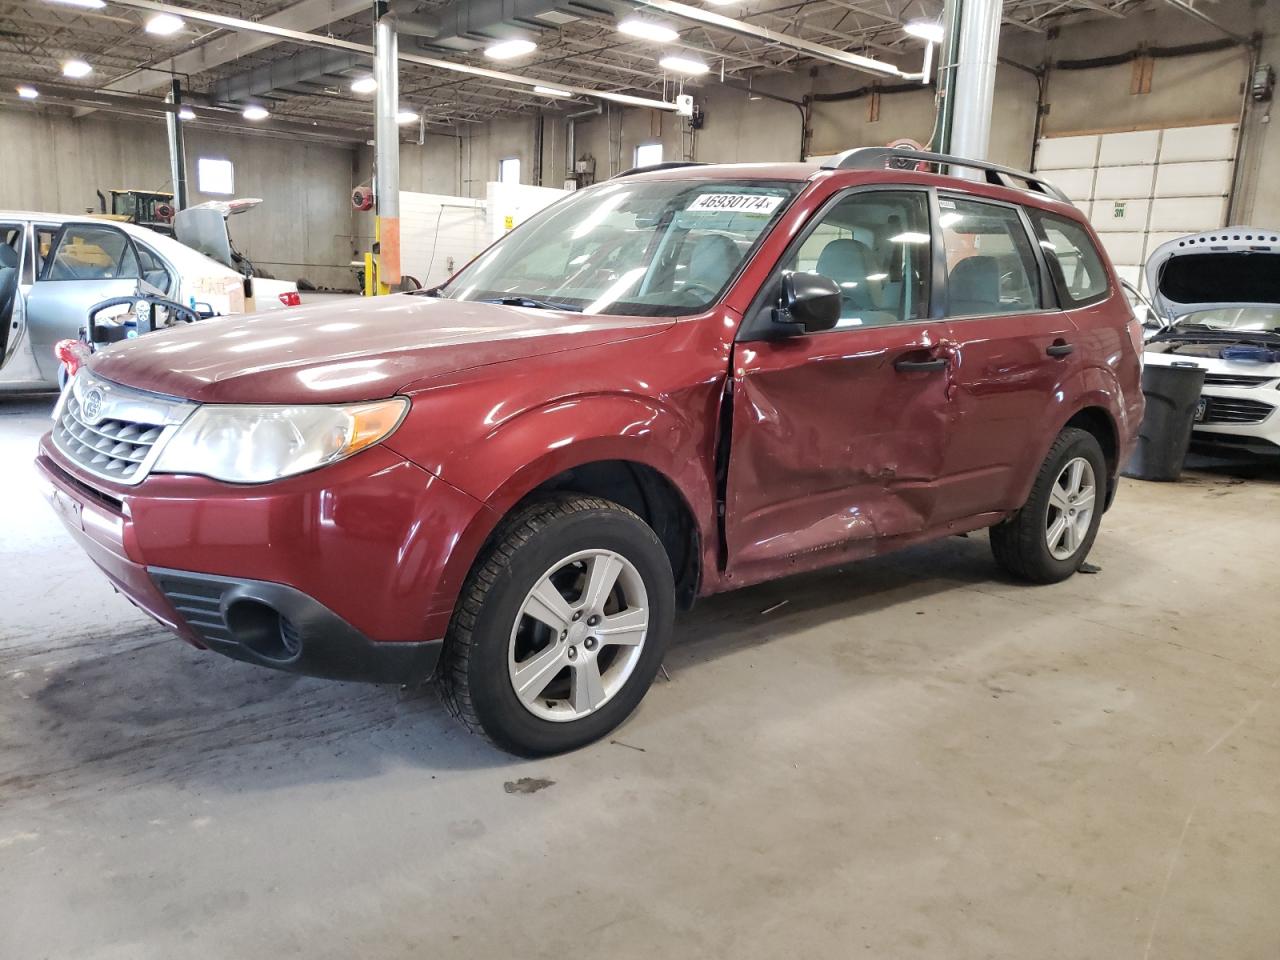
[0,0,1151,134]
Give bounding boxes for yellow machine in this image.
[91,189,177,234]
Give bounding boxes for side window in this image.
[1029,211,1109,306]
[136,243,174,295]
[44,225,139,281]
[782,190,931,329]
[34,226,58,280]
[941,197,1040,317]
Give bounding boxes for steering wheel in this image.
[675,282,717,306]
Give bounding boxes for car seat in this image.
[684,234,741,295]
[816,238,877,311]
[948,255,1001,316]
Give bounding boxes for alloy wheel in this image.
[1045,456,1097,561]
[507,549,649,722]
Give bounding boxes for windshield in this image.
[438,178,801,316]
[1173,307,1280,333]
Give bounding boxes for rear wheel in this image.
[990,427,1106,584]
[439,496,674,756]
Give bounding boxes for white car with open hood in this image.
[1142,227,1280,458]
[0,206,297,392]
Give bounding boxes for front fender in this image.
[389,390,721,636]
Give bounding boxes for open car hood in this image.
[1145,227,1280,320]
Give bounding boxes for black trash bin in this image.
[1122,362,1206,482]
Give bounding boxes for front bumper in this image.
[149,568,441,683]
[37,433,490,684]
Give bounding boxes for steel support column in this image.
[164,79,189,210]
[374,1,401,290]
[950,0,1002,164]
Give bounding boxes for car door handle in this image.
[1046,342,1075,357]
[893,357,948,372]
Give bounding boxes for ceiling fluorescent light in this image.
[533,85,572,98]
[62,59,92,78]
[242,104,270,120]
[46,0,106,8]
[904,20,944,43]
[659,54,708,75]
[17,84,39,99]
[178,106,195,120]
[618,17,679,43]
[484,39,537,60]
[395,109,419,124]
[145,13,184,35]
[350,76,377,94]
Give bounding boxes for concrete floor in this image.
[3,392,1279,959]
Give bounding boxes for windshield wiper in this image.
[478,296,582,313]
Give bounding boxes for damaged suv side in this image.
[39,149,1143,756]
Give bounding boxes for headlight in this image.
[153,398,408,483]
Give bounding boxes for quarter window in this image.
[136,243,174,295]
[782,190,931,328]
[45,225,139,281]
[941,197,1041,316]
[1029,210,1109,306]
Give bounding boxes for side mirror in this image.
[775,272,841,335]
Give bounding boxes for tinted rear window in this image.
[1029,211,1109,307]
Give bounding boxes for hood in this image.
[1145,227,1280,320]
[87,294,672,404]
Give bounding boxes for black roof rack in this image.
[820,147,1069,203]
[613,161,710,179]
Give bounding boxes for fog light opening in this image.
[225,600,301,663]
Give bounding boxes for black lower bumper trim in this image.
[149,567,442,685]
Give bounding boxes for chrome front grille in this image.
[1202,373,1275,388]
[51,373,195,485]
[1200,396,1275,425]
[55,396,163,481]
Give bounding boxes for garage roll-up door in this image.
[1032,123,1238,290]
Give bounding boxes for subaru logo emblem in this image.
[81,387,104,423]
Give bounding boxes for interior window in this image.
[136,243,174,295]
[782,190,931,329]
[45,226,139,281]
[941,197,1041,317]
[1029,211,1109,306]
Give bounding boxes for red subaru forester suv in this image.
[39,149,1144,755]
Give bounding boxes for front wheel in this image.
[990,427,1107,584]
[439,496,674,756]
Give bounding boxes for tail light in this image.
[279,291,302,307]
[54,338,88,376]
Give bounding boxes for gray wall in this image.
[0,110,361,289]
[2,0,1276,287]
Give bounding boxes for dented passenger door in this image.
[722,187,955,586]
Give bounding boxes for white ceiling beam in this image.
[101,0,369,95]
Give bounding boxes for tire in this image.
[990,427,1107,584]
[438,495,675,756]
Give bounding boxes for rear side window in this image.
[940,197,1041,317]
[45,225,139,281]
[1029,211,1109,306]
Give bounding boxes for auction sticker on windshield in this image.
[686,193,784,215]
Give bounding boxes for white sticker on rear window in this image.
[686,193,784,215]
